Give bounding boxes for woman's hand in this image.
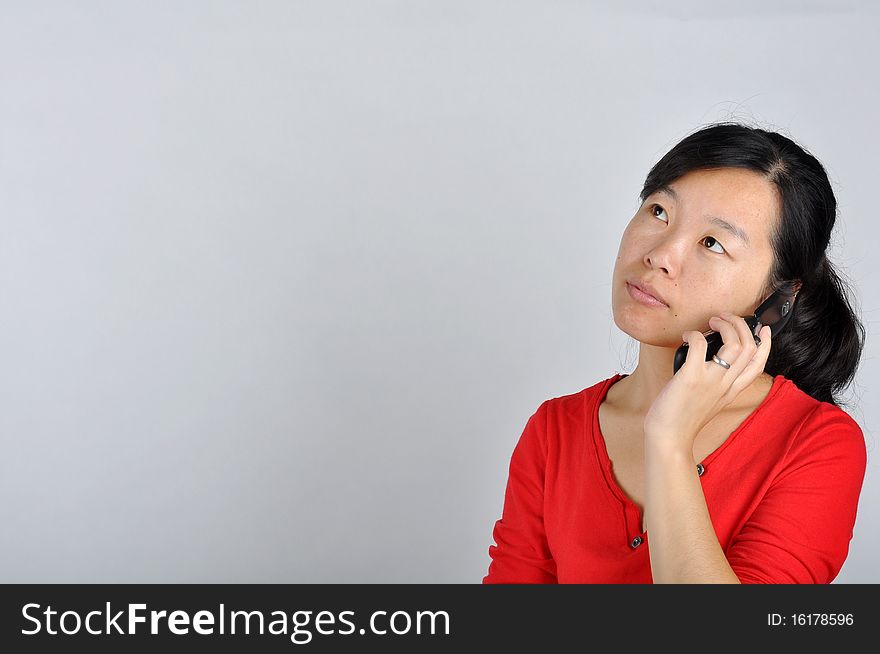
[643,311,773,452]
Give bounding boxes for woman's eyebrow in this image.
[654,185,751,247]
[706,216,751,247]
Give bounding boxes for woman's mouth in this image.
[626,282,668,308]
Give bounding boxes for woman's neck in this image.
[608,364,774,417]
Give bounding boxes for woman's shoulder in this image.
[772,377,867,468]
[539,374,620,413]
[775,376,864,436]
[527,374,624,439]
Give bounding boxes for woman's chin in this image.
[613,314,686,348]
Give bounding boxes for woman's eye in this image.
[701,236,726,254]
[650,204,726,255]
[650,203,668,222]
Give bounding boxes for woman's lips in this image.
[626,282,668,308]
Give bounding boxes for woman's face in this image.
[611,167,779,347]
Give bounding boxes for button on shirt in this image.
[482,373,867,584]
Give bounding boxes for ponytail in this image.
[766,256,865,408]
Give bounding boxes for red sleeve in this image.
[482,400,558,584]
[726,404,867,584]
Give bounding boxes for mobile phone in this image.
[672,283,799,374]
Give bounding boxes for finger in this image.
[721,311,760,346]
[719,311,758,372]
[746,324,772,365]
[707,314,744,367]
[731,324,773,392]
[682,329,708,372]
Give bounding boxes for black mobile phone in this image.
[672,283,799,374]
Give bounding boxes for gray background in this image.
[1,1,877,583]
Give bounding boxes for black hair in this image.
[637,121,865,408]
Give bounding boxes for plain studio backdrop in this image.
[0,1,877,583]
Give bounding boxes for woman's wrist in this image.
[644,435,696,466]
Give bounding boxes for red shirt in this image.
[483,373,867,583]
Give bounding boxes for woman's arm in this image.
[644,404,867,584]
[483,401,558,584]
[644,439,741,583]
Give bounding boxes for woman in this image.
[482,122,868,584]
